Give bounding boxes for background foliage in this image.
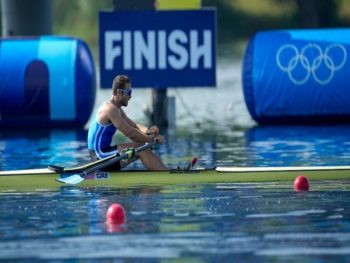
[51,0,350,58]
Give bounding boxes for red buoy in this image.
[293,176,309,192]
[106,203,126,224]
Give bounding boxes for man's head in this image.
[112,75,132,107]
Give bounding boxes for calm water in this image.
[0,182,350,262]
[1,53,350,261]
[1,125,350,170]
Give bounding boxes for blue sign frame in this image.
[99,9,216,88]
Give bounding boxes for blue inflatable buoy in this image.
[242,29,350,124]
[0,36,96,128]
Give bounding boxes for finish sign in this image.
[99,9,216,88]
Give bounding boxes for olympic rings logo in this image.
[276,43,347,85]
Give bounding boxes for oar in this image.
[49,154,118,174]
[56,141,157,185]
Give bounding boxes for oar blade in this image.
[56,174,84,185]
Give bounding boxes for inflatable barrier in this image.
[0,36,95,128]
[243,29,350,124]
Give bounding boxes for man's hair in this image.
[112,75,131,91]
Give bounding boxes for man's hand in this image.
[154,134,164,145]
[147,125,159,136]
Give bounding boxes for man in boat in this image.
[87,74,168,171]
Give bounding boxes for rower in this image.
[87,75,168,171]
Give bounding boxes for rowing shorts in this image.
[88,145,121,171]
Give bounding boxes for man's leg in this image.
[118,142,168,171]
[138,149,168,170]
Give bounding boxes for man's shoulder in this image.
[100,101,116,111]
[103,102,122,118]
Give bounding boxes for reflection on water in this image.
[245,125,350,167]
[0,182,350,261]
[0,129,89,170]
[1,124,350,170]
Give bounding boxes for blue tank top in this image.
[87,102,118,159]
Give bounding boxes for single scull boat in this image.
[0,165,350,191]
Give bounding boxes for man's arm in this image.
[120,108,152,134]
[109,107,154,143]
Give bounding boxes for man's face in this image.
[119,83,132,107]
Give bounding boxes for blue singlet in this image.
[87,102,118,159]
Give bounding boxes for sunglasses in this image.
[119,88,132,96]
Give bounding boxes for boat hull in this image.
[1,166,350,191]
